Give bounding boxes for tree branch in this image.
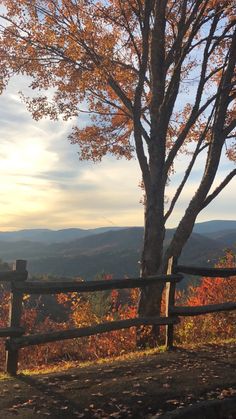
[164,6,221,175]
[165,93,218,174]
[224,119,236,138]
[164,143,208,222]
[164,27,236,261]
[164,104,215,222]
[150,0,167,114]
[200,169,236,210]
[162,0,211,134]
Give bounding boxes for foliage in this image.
[56,284,139,360]
[0,1,235,161]
[175,250,236,343]
[0,275,139,370]
[0,250,234,371]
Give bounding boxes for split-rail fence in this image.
[0,259,236,375]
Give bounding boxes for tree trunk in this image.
[137,190,166,347]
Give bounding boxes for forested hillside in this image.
[0,221,235,279]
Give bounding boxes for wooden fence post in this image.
[165,257,177,349]
[6,260,28,376]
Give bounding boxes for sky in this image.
[0,75,235,232]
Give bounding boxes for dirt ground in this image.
[0,341,235,418]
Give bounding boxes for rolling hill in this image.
[193,219,236,234]
[0,227,123,243]
[0,220,235,279]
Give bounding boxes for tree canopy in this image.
[1,1,235,164]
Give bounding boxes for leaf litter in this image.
[0,341,235,418]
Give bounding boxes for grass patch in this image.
[20,345,167,376]
[1,338,235,377]
[174,337,236,350]
[0,372,14,381]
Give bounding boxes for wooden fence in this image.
[0,259,236,375]
[165,257,236,348]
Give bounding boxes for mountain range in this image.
[0,226,123,243]
[0,220,235,280]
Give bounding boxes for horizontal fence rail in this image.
[0,271,28,282]
[0,259,236,375]
[176,265,236,277]
[171,302,236,316]
[0,327,25,338]
[175,265,236,318]
[12,273,183,295]
[165,259,236,349]
[6,317,180,351]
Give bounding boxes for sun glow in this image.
[0,140,58,174]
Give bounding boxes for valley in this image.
[0,220,235,280]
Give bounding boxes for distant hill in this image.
[201,230,236,247]
[27,230,227,280]
[0,221,235,279]
[49,227,143,256]
[193,220,236,234]
[0,220,235,243]
[0,227,124,243]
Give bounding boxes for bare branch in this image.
[165,93,218,173]
[162,1,220,155]
[200,169,236,210]
[164,104,215,222]
[118,0,141,66]
[164,143,209,222]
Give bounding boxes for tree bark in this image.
[137,183,166,347]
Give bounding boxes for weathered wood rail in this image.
[165,258,236,348]
[0,259,235,375]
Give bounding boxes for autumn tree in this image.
[0,0,235,343]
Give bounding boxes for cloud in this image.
[0,75,235,232]
[0,76,144,230]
